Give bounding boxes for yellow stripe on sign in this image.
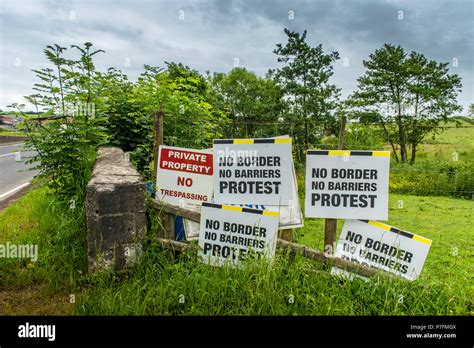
[328,150,351,156]
[412,235,432,245]
[233,139,254,145]
[222,205,243,212]
[262,211,280,217]
[367,220,391,231]
[274,138,292,144]
[372,151,390,157]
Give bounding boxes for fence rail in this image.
[151,199,380,278]
[150,111,473,279]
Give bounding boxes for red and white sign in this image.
[156,145,213,207]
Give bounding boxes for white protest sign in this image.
[184,218,200,240]
[305,150,390,220]
[198,202,280,266]
[213,138,293,205]
[183,159,303,240]
[237,160,303,230]
[156,146,213,207]
[332,219,432,280]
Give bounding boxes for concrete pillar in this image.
[86,147,147,272]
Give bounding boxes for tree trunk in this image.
[379,118,399,163]
[338,116,347,150]
[410,143,416,165]
[389,141,399,163]
[396,104,407,163]
[298,139,305,164]
[304,119,308,151]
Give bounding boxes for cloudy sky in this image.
[1,0,473,113]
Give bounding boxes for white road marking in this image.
[0,143,24,148]
[0,182,30,200]
[0,152,16,158]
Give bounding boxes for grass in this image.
[421,119,474,146]
[417,119,474,162]
[386,120,474,199]
[1,186,472,315]
[296,193,473,314]
[0,186,87,291]
[74,248,467,316]
[75,187,473,315]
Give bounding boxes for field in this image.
[418,121,474,163]
[0,120,473,315]
[0,129,26,137]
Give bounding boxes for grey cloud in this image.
[0,0,472,112]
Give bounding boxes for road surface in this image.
[0,142,38,201]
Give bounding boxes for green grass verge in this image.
[0,186,87,290]
[1,187,472,315]
[74,249,468,315]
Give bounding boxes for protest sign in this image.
[156,146,213,207]
[213,138,293,205]
[198,202,280,266]
[182,158,303,240]
[332,219,432,280]
[305,150,390,220]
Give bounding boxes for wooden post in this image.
[153,110,164,180]
[164,213,175,240]
[323,115,347,256]
[153,110,174,240]
[278,229,294,242]
[337,115,347,150]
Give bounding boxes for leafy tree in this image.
[351,44,462,164]
[270,28,340,160]
[12,43,108,200]
[208,67,284,138]
[129,63,228,179]
[469,103,474,117]
[96,68,148,152]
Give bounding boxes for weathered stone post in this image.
[86,147,147,272]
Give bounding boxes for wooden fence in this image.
[151,199,379,278]
[151,110,381,278]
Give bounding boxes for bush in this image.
[320,124,386,151]
[344,124,386,150]
[390,160,474,199]
[14,43,108,202]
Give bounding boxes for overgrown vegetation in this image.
[7,32,470,198]
[0,185,87,291]
[0,187,471,315]
[11,43,107,202]
[75,248,469,316]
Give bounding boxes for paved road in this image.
[0,142,38,201]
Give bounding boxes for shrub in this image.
[390,160,474,199]
[13,43,108,202]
